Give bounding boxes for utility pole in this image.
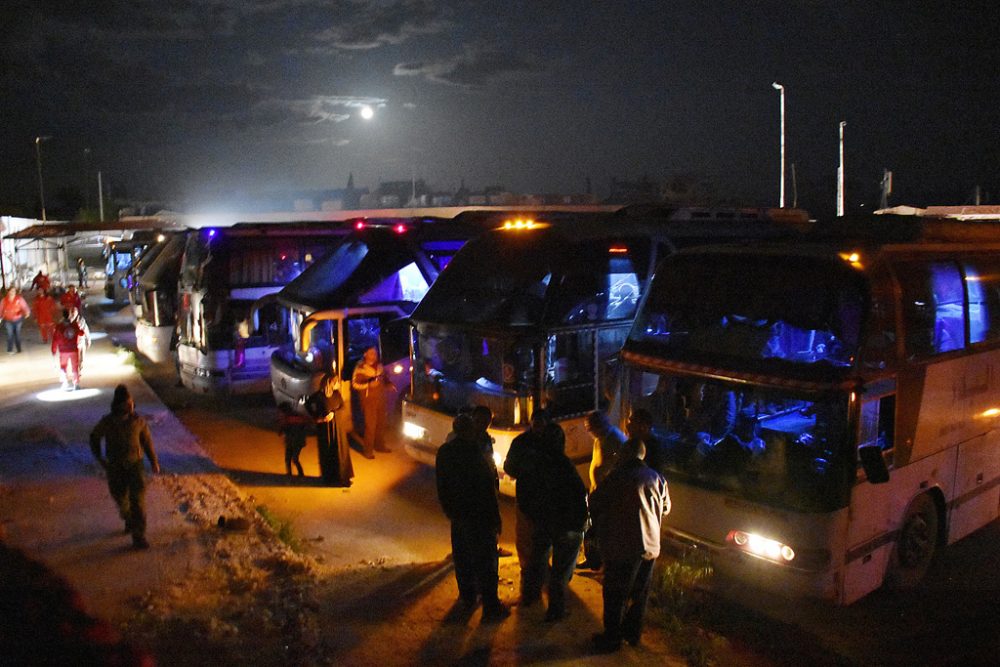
[98,171,106,222]
[791,163,798,209]
[837,121,846,217]
[771,83,786,208]
[880,169,893,209]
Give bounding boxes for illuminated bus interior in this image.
[624,368,855,512]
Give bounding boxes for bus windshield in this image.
[625,367,853,512]
[632,253,865,372]
[413,230,649,327]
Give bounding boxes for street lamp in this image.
[837,121,846,217]
[771,82,785,208]
[34,136,51,223]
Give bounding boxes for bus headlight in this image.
[402,421,426,440]
[393,363,404,374]
[727,530,795,563]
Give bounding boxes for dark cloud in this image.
[394,46,542,87]
[250,96,386,127]
[310,0,450,50]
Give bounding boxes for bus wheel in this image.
[885,493,939,590]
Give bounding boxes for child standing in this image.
[277,404,310,476]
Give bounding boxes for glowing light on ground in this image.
[36,387,102,402]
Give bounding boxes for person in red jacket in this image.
[51,309,84,390]
[30,269,50,293]
[2,286,32,354]
[60,284,83,313]
[33,290,58,343]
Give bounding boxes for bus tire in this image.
[885,493,939,590]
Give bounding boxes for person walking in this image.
[436,413,510,623]
[590,439,671,652]
[277,403,310,476]
[30,269,50,294]
[51,309,84,390]
[68,306,92,378]
[517,422,589,622]
[32,289,57,344]
[578,410,626,570]
[307,361,353,486]
[503,408,559,606]
[90,385,161,550]
[2,286,31,354]
[351,346,390,458]
[60,284,83,313]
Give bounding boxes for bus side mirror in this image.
[858,445,890,484]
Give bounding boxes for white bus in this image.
[176,222,350,394]
[402,208,806,494]
[622,214,1000,604]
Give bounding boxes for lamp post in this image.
[837,121,846,217]
[35,136,51,223]
[771,82,785,208]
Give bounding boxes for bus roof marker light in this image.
[355,221,365,230]
[838,251,863,269]
[609,246,628,254]
[395,224,406,234]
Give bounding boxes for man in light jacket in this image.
[590,438,670,652]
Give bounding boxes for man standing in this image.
[436,414,510,622]
[503,408,558,605]
[517,423,589,622]
[590,439,670,652]
[578,410,626,570]
[351,346,390,458]
[90,385,161,550]
[2,286,31,354]
[51,309,84,390]
[76,257,88,288]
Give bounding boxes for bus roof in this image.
[276,218,490,312]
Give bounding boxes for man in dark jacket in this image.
[518,422,589,622]
[90,385,161,549]
[502,408,555,605]
[436,414,510,622]
[590,438,670,652]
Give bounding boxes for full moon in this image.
[360,106,374,120]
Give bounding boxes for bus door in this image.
[542,324,631,463]
[342,311,410,429]
[844,380,897,604]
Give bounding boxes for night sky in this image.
[2,1,998,215]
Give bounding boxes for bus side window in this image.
[859,394,895,460]
[895,261,965,358]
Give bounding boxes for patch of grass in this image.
[255,505,302,553]
[652,551,716,666]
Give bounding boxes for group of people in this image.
[1,273,91,391]
[278,345,393,487]
[435,405,671,653]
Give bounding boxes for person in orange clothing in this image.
[32,290,58,343]
[60,284,83,313]
[2,286,32,354]
[30,269,50,293]
[51,309,85,390]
